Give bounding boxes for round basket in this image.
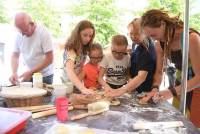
[0,86,47,107]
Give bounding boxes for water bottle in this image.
[55,97,68,122]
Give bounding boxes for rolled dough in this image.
[0,86,47,98]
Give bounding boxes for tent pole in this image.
[180,0,190,115]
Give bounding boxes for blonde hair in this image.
[129,18,149,50]
[65,20,95,55]
[111,35,128,46]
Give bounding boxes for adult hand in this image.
[105,88,124,98]
[9,73,19,85]
[152,90,173,102]
[104,86,112,94]
[139,88,158,104]
[19,70,33,82]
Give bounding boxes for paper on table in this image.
[132,121,184,130]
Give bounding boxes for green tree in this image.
[147,0,183,14]
[17,0,61,37]
[145,0,200,31]
[0,0,9,23]
[190,13,200,31]
[69,0,119,46]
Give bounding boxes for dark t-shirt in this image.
[130,39,156,93]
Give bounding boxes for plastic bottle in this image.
[32,73,43,88]
[56,97,68,122]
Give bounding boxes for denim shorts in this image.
[43,74,54,84]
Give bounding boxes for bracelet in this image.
[151,85,159,90]
[168,86,177,97]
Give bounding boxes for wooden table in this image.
[17,95,200,134]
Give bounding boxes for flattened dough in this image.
[0,86,47,98]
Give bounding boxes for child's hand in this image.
[105,89,123,98]
[89,87,97,90]
[81,88,95,95]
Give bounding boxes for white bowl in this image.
[53,83,74,95]
[64,82,74,94]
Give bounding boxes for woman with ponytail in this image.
[140,9,200,127]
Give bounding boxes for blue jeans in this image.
[27,74,54,84]
[43,74,54,84]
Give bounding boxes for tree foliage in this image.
[145,0,200,31]
[147,0,183,14]
[190,13,200,31]
[0,0,9,23]
[69,0,119,46]
[17,0,61,37]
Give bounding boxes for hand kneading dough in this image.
[138,98,148,105]
[87,101,110,112]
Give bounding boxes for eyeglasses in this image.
[89,56,103,60]
[112,50,127,55]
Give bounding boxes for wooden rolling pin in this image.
[32,109,56,119]
[31,106,56,113]
[13,104,54,111]
[73,104,87,109]
[32,106,73,119]
[71,101,109,120]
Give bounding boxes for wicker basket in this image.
[5,96,44,107]
[0,86,47,107]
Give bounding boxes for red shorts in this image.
[190,88,200,127]
[172,88,200,127]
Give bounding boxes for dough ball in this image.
[88,101,109,112]
[110,99,120,106]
